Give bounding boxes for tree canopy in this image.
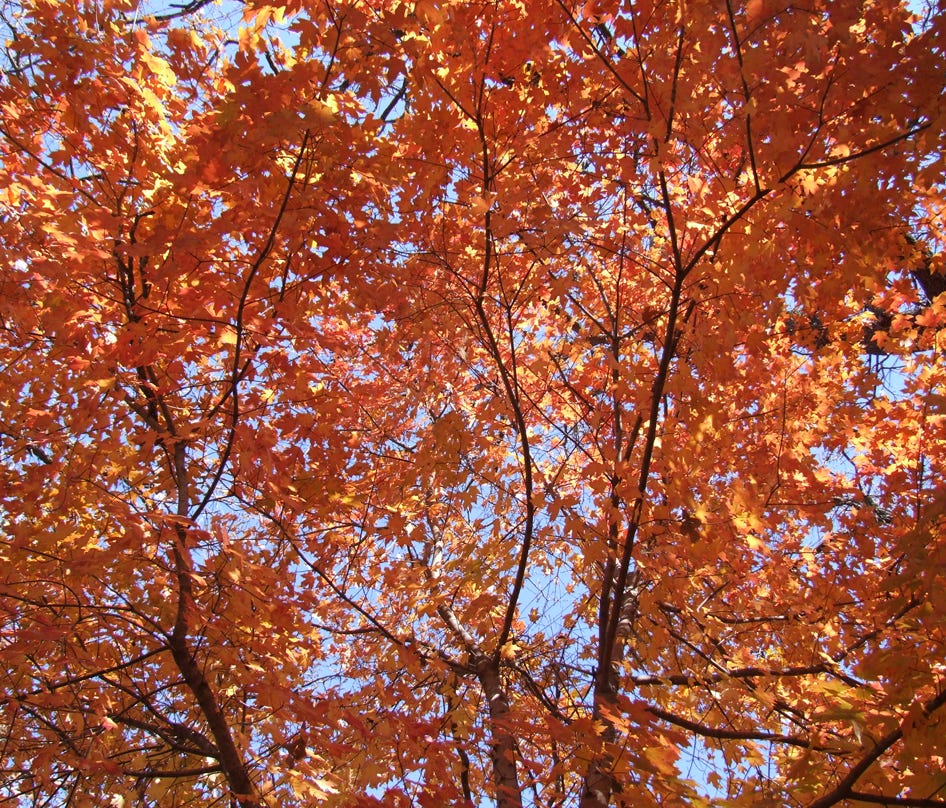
[1,0,945,805]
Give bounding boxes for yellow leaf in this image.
[643,744,679,776]
[140,51,177,86]
[500,641,520,661]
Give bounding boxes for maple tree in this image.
[1,0,945,804]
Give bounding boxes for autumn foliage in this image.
[1,0,945,804]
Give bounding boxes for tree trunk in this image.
[170,525,262,808]
[476,655,523,808]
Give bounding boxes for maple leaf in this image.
[0,1,944,808]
